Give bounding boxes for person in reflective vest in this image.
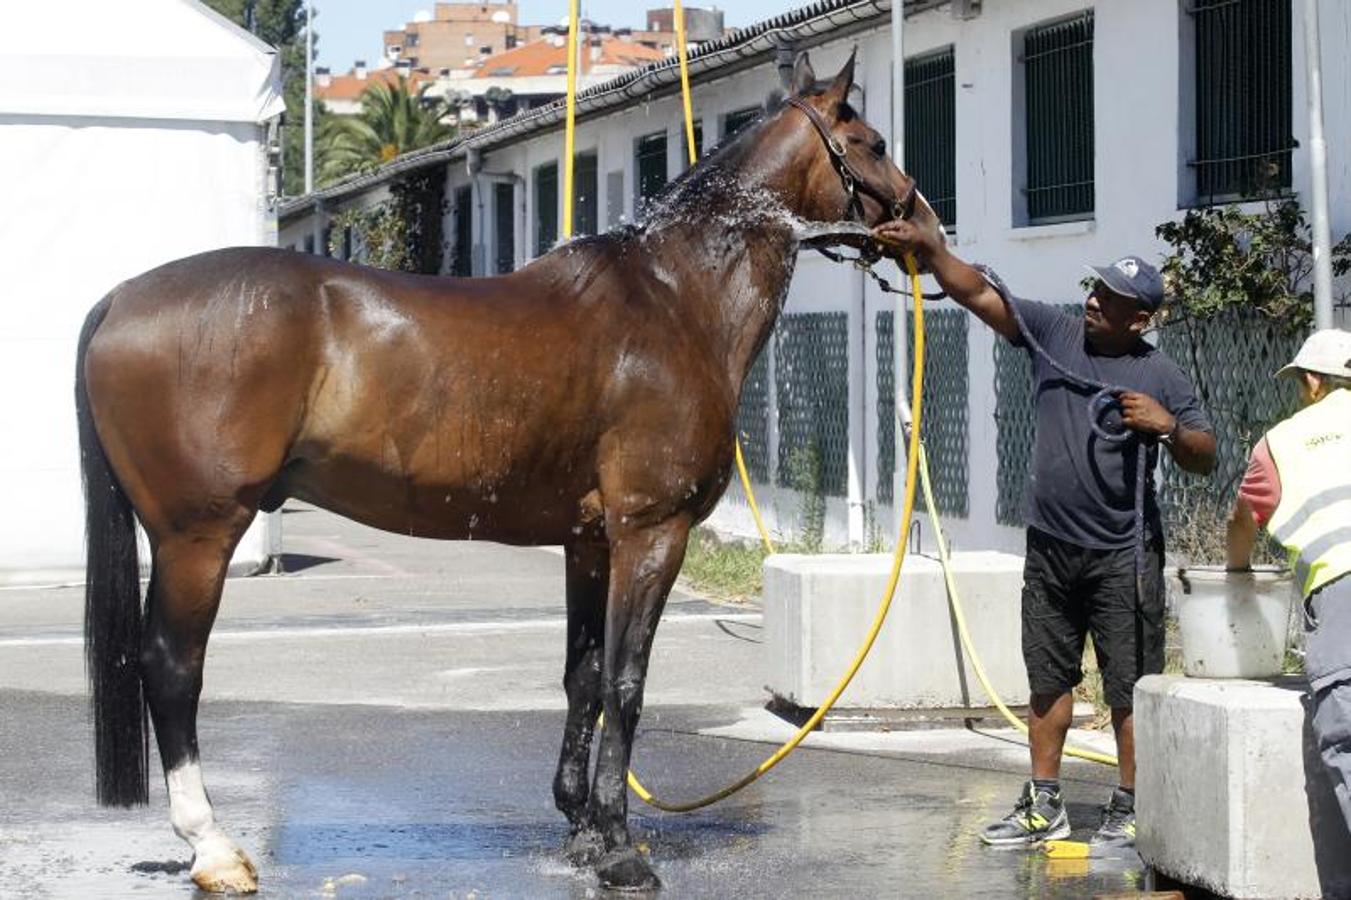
[1228,328,1351,830]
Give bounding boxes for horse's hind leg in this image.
[141,518,258,894]
[554,540,608,864]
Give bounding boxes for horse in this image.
[76,51,940,893]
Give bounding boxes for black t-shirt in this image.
[999,292,1212,550]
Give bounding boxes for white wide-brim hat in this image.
[1275,328,1351,379]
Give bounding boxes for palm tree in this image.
[318,76,456,184]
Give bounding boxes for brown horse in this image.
[76,52,939,892]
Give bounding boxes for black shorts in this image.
[1021,527,1165,710]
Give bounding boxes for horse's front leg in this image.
[588,515,691,891]
[554,540,608,865]
[142,532,258,894]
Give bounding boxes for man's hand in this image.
[869,221,1019,341]
[1119,391,1176,438]
[871,219,942,264]
[1121,390,1217,475]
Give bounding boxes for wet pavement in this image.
[0,505,1155,898]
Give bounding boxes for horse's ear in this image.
[790,52,817,96]
[826,48,857,104]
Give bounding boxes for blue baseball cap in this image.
[1084,256,1166,311]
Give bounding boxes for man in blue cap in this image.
[873,220,1217,850]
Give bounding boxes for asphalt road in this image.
[0,505,1152,898]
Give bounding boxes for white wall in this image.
[0,117,276,583]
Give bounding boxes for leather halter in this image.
[784,95,918,224]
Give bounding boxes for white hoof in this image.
[190,834,258,894]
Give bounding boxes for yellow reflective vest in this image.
[1266,388,1351,598]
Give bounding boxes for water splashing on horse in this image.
[75,52,940,893]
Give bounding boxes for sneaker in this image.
[1090,787,1136,850]
[980,781,1071,847]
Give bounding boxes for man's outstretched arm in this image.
[1227,496,1260,570]
[872,219,1019,342]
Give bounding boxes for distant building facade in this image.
[382,2,543,73]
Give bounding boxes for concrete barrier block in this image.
[1136,675,1351,900]
[762,552,1027,710]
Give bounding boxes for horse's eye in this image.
[872,138,887,158]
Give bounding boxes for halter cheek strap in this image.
[784,95,917,223]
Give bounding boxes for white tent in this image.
[0,0,286,584]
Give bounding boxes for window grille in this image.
[573,152,599,236]
[534,162,558,256]
[775,313,850,498]
[1190,0,1293,202]
[683,122,704,168]
[722,107,760,140]
[904,47,956,226]
[452,186,473,275]
[1023,11,1095,223]
[635,132,667,210]
[494,182,514,274]
[736,348,771,483]
[876,309,969,513]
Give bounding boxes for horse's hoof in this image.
[596,848,660,892]
[564,827,606,867]
[189,838,258,894]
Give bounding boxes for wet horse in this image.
[76,52,939,892]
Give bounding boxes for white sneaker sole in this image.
[979,819,1072,847]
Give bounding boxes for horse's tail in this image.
[76,294,149,807]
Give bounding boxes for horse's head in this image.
[778,51,944,247]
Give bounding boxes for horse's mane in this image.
[633,98,795,233]
[636,82,849,229]
[550,86,836,254]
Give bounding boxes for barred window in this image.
[1190,0,1293,202]
[1022,11,1095,223]
[453,185,473,275]
[494,182,514,274]
[905,47,956,227]
[722,107,760,140]
[635,131,668,210]
[682,121,704,169]
[573,152,599,236]
[534,162,558,257]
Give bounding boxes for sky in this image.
[314,1,802,72]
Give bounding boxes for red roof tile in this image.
[473,37,664,78]
[317,68,432,102]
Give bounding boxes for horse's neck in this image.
[642,172,803,390]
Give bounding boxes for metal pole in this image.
[304,0,314,195]
[891,0,908,537]
[1303,0,1333,330]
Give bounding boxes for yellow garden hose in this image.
[623,256,928,811]
[561,0,580,240]
[560,2,1108,816]
[608,12,927,808]
[673,0,698,176]
[734,441,777,554]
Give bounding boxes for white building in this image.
[280,0,1351,555]
[0,0,285,583]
